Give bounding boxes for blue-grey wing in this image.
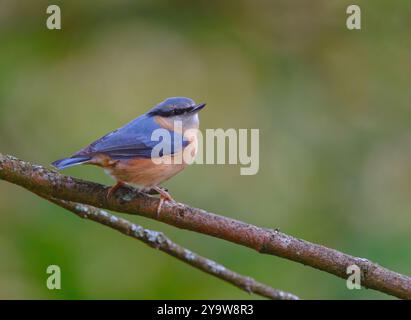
[75,115,188,159]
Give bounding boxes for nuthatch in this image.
[52,97,205,214]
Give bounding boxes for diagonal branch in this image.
[39,195,297,300]
[1,153,410,299]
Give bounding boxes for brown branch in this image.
[1,153,410,299]
[39,195,297,300]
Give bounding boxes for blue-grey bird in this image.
[52,97,206,213]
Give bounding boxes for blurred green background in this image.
[0,0,410,299]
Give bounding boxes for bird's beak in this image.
[191,103,206,113]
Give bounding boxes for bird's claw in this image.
[106,181,125,201]
[152,186,173,218]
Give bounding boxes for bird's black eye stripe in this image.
[185,106,195,113]
[149,105,195,117]
[173,106,193,115]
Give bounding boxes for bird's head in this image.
[147,97,205,128]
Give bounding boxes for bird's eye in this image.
[173,108,184,116]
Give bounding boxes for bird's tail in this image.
[51,156,91,170]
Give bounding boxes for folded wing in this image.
[75,115,189,159]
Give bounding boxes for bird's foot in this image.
[144,186,169,196]
[106,181,125,201]
[152,186,174,218]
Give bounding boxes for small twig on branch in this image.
[1,153,411,299]
[40,195,298,300]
